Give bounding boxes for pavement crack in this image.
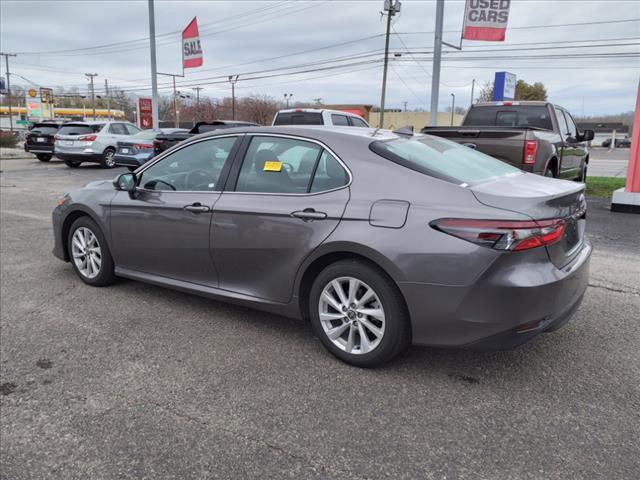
[588,282,640,296]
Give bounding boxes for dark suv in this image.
[24,122,61,162]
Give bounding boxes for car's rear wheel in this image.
[68,217,116,286]
[64,159,81,168]
[101,148,116,169]
[544,166,556,178]
[36,154,52,162]
[309,260,410,367]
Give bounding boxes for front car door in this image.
[110,135,240,286]
[553,106,576,177]
[562,110,586,177]
[211,134,350,303]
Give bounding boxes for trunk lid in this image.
[470,173,587,268]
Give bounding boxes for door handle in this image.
[183,203,210,213]
[291,208,327,221]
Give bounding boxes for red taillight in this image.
[430,218,566,252]
[523,140,538,165]
[133,144,153,150]
[502,101,513,106]
[78,134,97,142]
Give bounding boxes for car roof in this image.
[275,108,363,118]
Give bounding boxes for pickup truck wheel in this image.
[36,154,52,162]
[544,166,556,178]
[101,148,116,169]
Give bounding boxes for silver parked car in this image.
[52,126,591,367]
[55,121,141,168]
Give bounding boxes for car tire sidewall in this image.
[101,148,116,169]
[67,217,116,287]
[36,154,52,162]
[64,159,81,168]
[309,260,410,368]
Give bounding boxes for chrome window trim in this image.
[225,132,352,197]
[134,134,241,194]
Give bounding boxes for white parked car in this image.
[55,121,141,168]
[272,108,370,128]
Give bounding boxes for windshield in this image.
[464,105,552,130]
[30,124,58,134]
[58,124,104,136]
[132,130,158,140]
[370,135,521,185]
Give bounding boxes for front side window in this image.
[370,135,520,185]
[235,136,348,194]
[562,111,578,139]
[554,107,570,137]
[139,136,237,191]
[350,117,369,127]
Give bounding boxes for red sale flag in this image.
[462,0,511,42]
[182,17,203,68]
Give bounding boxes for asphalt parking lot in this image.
[1,156,639,479]
[588,147,630,177]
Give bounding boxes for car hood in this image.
[84,179,113,189]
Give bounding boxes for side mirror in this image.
[580,129,594,142]
[113,172,137,193]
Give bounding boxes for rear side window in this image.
[57,124,103,136]
[109,123,129,135]
[350,117,369,127]
[273,112,323,126]
[125,124,141,135]
[370,135,520,185]
[331,114,349,126]
[235,136,348,194]
[465,106,552,130]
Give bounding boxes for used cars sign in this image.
[463,0,511,41]
[182,16,203,69]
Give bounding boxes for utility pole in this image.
[192,86,203,122]
[402,101,408,112]
[379,0,400,129]
[148,0,160,131]
[173,75,178,127]
[1,52,17,133]
[450,93,455,126]
[284,93,293,108]
[470,79,476,107]
[104,79,111,120]
[429,0,444,126]
[228,75,239,120]
[85,73,98,120]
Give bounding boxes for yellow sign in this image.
[263,161,282,172]
[28,88,38,98]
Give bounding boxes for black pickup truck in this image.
[423,101,594,181]
[153,120,259,156]
[24,122,62,162]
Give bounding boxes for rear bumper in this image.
[114,152,153,168]
[24,144,54,154]
[55,152,103,164]
[400,240,592,349]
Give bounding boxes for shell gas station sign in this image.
[25,87,54,120]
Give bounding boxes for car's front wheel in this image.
[101,148,116,168]
[309,260,410,367]
[36,154,52,162]
[68,217,116,286]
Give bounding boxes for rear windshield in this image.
[132,130,158,140]
[58,124,104,136]
[273,112,323,126]
[464,105,552,130]
[370,135,520,185]
[30,124,59,134]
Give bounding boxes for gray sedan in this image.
[113,128,188,170]
[52,126,591,367]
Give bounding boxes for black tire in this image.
[309,259,410,368]
[544,165,556,178]
[64,159,81,168]
[577,162,588,183]
[101,148,116,169]
[36,154,52,162]
[67,216,116,287]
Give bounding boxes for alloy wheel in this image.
[104,150,116,168]
[318,276,385,355]
[71,227,102,279]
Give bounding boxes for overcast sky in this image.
[1,0,639,115]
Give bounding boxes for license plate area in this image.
[37,137,46,142]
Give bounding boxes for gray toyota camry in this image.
[52,126,591,367]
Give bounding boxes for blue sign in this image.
[493,71,516,101]
[0,76,6,94]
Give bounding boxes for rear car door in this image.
[109,135,240,286]
[211,134,350,302]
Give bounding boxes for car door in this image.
[562,110,586,175]
[211,134,350,303]
[109,135,241,286]
[553,106,576,176]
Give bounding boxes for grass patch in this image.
[586,176,626,198]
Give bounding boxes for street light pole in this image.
[284,93,293,108]
[148,0,160,131]
[192,86,203,122]
[1,52,17,133]
[229,75,239,120]
[450,93,455,126]
[470,79,476,107]
[85,73,98,120]
[429,0,444,126]
[379,0,400,129]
